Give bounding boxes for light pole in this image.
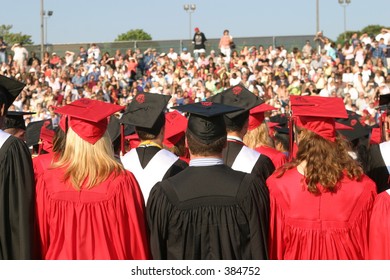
[44,10,53,50]
[338,0,351,41]
[183,4,196,42]
[316,0,320,34]
[40,0,44,61]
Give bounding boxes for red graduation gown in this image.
[35,167,150,260]
[369,190,390,259]
[255,145,288,169]
[267,167,376,260]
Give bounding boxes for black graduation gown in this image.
[147,164,270,260]
[0,134,35,259]
[135,146,188,179]
[366,144,389,193]
[223,141,275,182]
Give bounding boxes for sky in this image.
[2,0,389,45]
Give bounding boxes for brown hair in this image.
[276,129,363,194]
[186,131,226,156]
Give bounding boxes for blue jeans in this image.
[0,52,6,64]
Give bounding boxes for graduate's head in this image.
[53,99,125,190]
[3,111,34,141]
[0,75,25,128]
[208,84,263,134]
[243,103,277,149]
[120,92,171,142]
[173,102,242,157]
[277,95,363,194]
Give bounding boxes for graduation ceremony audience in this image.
[0,28,390,260]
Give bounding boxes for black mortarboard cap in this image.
[336,110,370,142]
[120,92,171,128]
[107,115,120,142]
[4,111,34,130]
[0,75,25,110]
[25,120,52,147]
[208,84,264,119]
[172,101,243,144]
[379,94,390,107]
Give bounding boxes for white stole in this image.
[231,145,261,174]
[379,141,390,175]
[121,148,178,202]
[0,130,11,150]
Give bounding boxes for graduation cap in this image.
[173,102,242,145]
[0,75,25,110]
[379,94,390,108]
[208,84,264,120]
[335,110,370,142]
[163,111,188,148]
[25,120,51,146]
[55,98,125,144]
[290,95,348,142]
[120,92,171,129]
[3,111,35,130]
[107,115,121,142]
[248,103,276,131]
[172,101,243,144]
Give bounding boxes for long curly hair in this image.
[276,128,364,194]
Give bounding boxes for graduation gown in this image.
[255,145,288,169]
[267,167,376,260]
[366,142,390,193]
[35,167,150,260]
[369,190,390,259]
[121,146,188,201]
[134,146,188,179]
[0,132,35,260]
[147,164,270,260]
[223,140,275,182]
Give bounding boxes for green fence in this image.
[24,35,315,58]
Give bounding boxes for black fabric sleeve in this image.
[0,137,35,259]
[237,174,270,259]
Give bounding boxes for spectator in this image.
[192,27,207,60]
[219,29,233,60]
[0,36,8,64]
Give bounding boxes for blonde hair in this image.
[276,129,363,194]
[243,122,274,149]
[52,127,124,190]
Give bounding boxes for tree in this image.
[335,24,390,45]
[114,29,152,41]
[0,25,33,45]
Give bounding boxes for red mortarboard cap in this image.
[290,96,348,142]
[172,101,242,144]
[40,120,55,152]
[55,98,125,144]
[120,93,171,128]
[248,103,276,131]
[370,127,381,145]
[126,133,140,149]
[0,75,25,110]
[163,111,188,147]
[208,84,264,119]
